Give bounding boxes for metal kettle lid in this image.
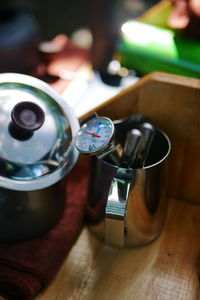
[0,73,79,191]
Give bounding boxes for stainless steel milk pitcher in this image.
[86,121,171,247]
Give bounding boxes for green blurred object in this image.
[119,20,200,78]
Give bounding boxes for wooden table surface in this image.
[31,197,199,300]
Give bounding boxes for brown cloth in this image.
[0,161,89,300]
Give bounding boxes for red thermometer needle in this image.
[83,131,101,138]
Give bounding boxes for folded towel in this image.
[0,161,89,300]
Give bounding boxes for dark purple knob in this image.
[11,101,45,132]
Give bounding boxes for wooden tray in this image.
[33,72,200,300]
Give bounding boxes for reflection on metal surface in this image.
[87,127,171,247]
[105,168,132,247]
[0,73,80,190]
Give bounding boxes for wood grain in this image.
[35,198,200,300]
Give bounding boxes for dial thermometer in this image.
[75,114,122,164]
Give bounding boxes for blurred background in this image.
[10,0,159,39]
[1,0,200,117]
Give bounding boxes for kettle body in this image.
[0,180,66,241]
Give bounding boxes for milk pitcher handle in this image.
[105,168,133,247]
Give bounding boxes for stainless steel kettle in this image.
[0,73,79,241]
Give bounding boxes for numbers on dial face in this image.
[75,117,114,154]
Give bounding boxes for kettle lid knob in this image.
[11,101,45,132]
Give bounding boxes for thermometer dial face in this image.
[75,117,114,154]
